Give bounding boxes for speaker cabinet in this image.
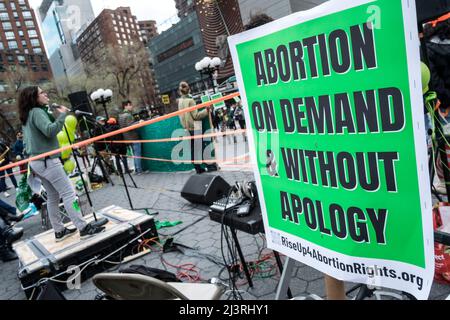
[68,91,92,113]
[181,174,231,205]
[68,91,93,132]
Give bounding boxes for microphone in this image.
[49,103,74,113]
[75,110,94,116]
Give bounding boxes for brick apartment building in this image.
[76,6,157,107]
[0,0,52,139]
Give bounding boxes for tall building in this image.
[38,0,95,90]
[138,20,158,45]
[238,0,328,26]
[0,0,52,137]
[175,0,195,18]
[148,11,205,109]
[193,0,244,81]
[76,7,156,106]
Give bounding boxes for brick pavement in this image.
[1,169,449,300]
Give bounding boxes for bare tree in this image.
[0,65,32,142]
[84,43,155,108]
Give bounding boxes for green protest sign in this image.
[229,0,434,299]
[202,93,226,109]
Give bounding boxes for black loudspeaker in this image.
[181,174,231,205]
[68,91,93,132]
[68,91,92,113]
[416,0,449,24]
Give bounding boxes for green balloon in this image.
[421,62,431,94]
[63,159,76,174]
[57,131,68,145]
[65,115,78,130]
[61,143,72,160]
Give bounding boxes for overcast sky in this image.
[29,0,179,31]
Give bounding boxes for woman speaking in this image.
[18,86,105,242]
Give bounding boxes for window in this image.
[119,21,123,26]
[30,39,39,47]
[7,55,14,63]
[113,20,116,25]
[114,26,118,32]
[17,55,25,64]
[0,13,8,21]
[21,40,27,46]
[16,21,21,27]
[118,39,122,45]
[125,23,129,28]
[10,3,16,10]
[5,32,15,39]
[22,11,32,19]
[19,30,24,37]
[2,22,12,30]
[28,30,37,38]
[0,3,5,10]
[8,41,18,49]
[0,42,3,50]
[33,47,42,54]
[25,20,34,28]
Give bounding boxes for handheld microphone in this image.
[75,110,94,116]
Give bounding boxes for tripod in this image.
[113,153,155,216]
[82,116,116,187]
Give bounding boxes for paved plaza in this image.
[0,139,449,300]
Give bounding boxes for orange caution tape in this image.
[0,92,240,172]
[105,152,249,165]
[98,129,247,144]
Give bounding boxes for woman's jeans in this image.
[30,158,87,233]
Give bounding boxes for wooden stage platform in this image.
[13,205,158,298]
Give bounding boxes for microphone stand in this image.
[63,123,108,227]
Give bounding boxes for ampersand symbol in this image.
[266,150,279,177]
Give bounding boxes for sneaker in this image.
[55,227,78,242]
[79,223,105,240]
[3,192,10,198]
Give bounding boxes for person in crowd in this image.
[18,86,105,242]
[13,131,27,174]
[0,139,18,198]
[104,117,131,175]
[178,81,213,174]
[233,101,247,142]
[92,116,115,174]
[424,14,450,194]
[118,100,144,175]
[0,199,23,262]
[244,13,274,30]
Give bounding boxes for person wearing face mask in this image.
[18,86,105,242]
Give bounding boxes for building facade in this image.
[138,20,158,45]
[147,11,206,110]
[0,0,52,138]
[174,0,195,18]
[38,0,95,90]
[238,0,328,25]
[76,7,156,106]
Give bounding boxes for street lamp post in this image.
[195,56,222,94]
[90,88,113,119]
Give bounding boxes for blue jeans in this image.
[0,199,16,216]
[0,159,18,192]
[132,143,143,173]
